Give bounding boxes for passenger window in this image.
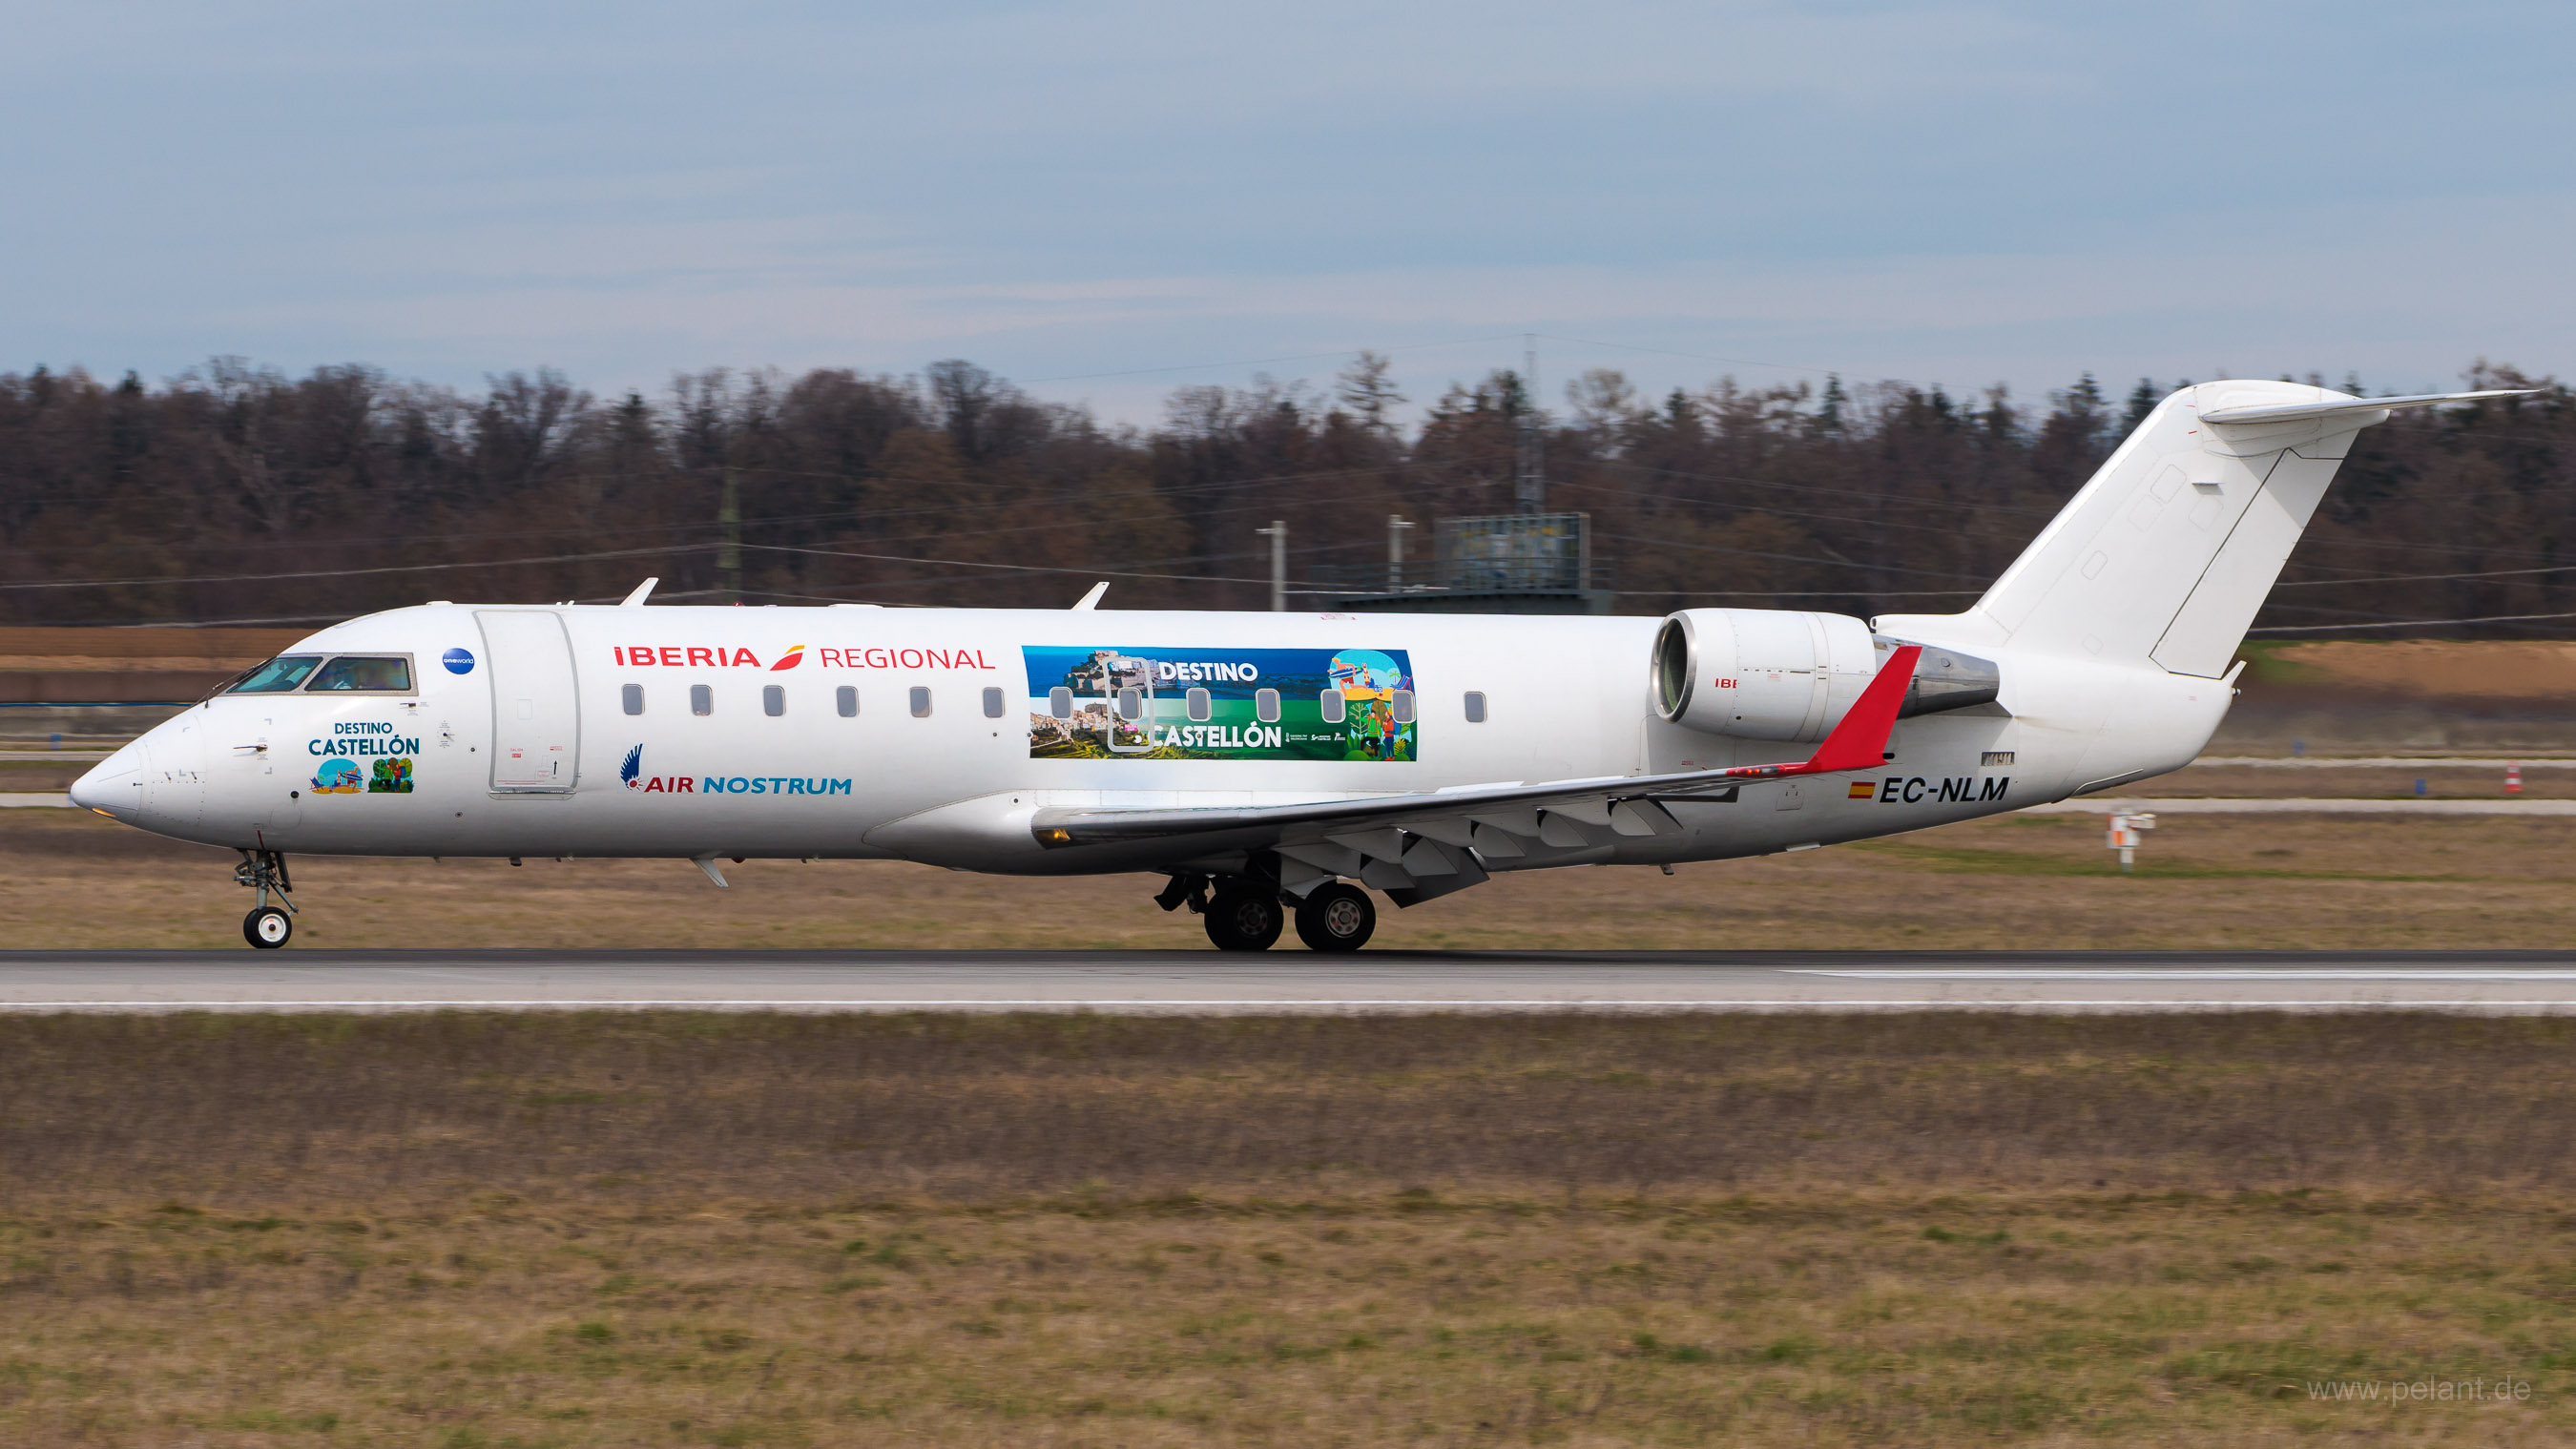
[224,655,322,693]
[1255,688,1279,723]
[983,687,1006,718]
[306,655,412,692]
[763,684,785,717]
[622,683,644,716]
[1117,687,1143,721]
[836,686,859,718]
[1392,689,1416,725]
[1186,687,1211,722]
[1464,690,1487,723]
[1319,690,1345,724]
[1049,687,1073,719]
[690,684,713,716]
[909,686,931,717]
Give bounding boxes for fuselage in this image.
[73,601,2231,875]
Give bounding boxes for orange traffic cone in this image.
[2506,762,2524,796]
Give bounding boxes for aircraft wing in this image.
[1029,645,1921,901]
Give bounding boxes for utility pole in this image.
[717,465,742,604]
[1386,514,1412,590]
[1257,520,1286,611]
[1514,333,1545,514]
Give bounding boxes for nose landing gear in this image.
[234,849,297,949]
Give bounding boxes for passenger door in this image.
[477,611,580,792]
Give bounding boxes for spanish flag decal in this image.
[1847,780,1876,799]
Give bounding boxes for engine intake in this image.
[1652,609,2000,741]
[1652,609,1878,742]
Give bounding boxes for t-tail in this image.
[1877,382,2530,675]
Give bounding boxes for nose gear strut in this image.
[235,849,297,948]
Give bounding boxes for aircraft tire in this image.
[1202,884,1282,952]
[243,906,292,949]
[1293,882,1376,953]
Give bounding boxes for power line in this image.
[1536,333,1847,382]
[0,544,698,592]
[1592,532,1995,583]
[1020,335,1524,385]
[2275,564,2576,588]
[2248,610,2576,633]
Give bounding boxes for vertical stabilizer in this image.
[1880,382,2522,678]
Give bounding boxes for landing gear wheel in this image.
[243,906,292,949]
[1202,883,1283,952]
[1294,882,1377,953]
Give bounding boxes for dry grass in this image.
[10,806,2576,950]
[6,1012,2576,1445]
[2262,640,2576,700]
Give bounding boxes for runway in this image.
[8,949,2576,1012]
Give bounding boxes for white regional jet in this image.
[71,381,2522,950]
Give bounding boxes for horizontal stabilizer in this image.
[2202,388,2535,426]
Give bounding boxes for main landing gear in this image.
[1291,882,1376,953]
[235,849,296,949]
[1156,873,1378,953]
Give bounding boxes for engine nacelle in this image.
[1651,609,1879,742]
[1652,610,2006,742]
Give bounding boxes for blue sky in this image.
[6,2,2571,423]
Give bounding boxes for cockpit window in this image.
[223,656,324,693]
[305,655,414,693]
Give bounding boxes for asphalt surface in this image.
[8,950,2576,1012]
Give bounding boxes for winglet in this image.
[1791,644,1920,776]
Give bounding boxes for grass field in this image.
[9,803,2576,951]
[4,1011,2576,1446]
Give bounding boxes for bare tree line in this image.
[0,354,2565,632]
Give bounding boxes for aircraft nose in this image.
[69,736,148,818]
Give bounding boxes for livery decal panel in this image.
[1024,645,1416,762]
[307,721,417,794]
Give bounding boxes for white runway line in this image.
[2194,756,2576,769]
[1797,968,2576,980]
[2021,797,2576,815]
[12,999,2576,1014]
[0,794,73,808]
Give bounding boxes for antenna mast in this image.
[1514,333,1544,514]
